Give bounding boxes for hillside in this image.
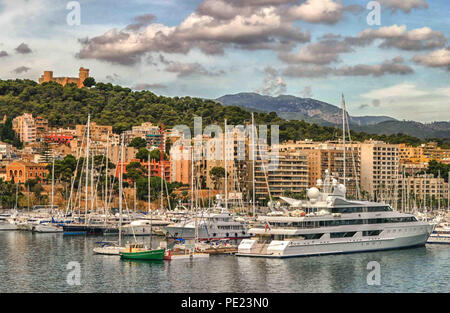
[353,121,450,140]
[216,92,450,140]
[0,79,434,147]
[216,92,396,126]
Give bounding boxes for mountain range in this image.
[216,93,450,140]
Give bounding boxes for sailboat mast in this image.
[148,153,152,249]
[342,94,346,188]
[224,119,228,210]
[160,161,164,211]
[105,132,109,218]
[118,133,124,247]
[191,144,194,211]
[51,153,55,215]
[85,115,90,223]
[252,113,256,217]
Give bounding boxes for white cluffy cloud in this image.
[412,47,450,71]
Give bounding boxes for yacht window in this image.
[330,231,356,238]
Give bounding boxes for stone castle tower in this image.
[38,67,90,88]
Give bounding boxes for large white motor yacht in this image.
[237,171,434,258]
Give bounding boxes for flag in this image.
[265,221,271,232]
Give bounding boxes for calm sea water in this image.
[0,231,448,293]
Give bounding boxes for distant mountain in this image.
[353,121,450,140]
[215,92,450,139]
[216,92,396,126]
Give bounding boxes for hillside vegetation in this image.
[0,79,437,146]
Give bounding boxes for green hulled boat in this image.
[119,244,165,260]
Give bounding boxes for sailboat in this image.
[32,155,63,233]
[93,133,126,255]
[119,151,165,261]
[163,139,209,260]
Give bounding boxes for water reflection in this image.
[0,232,448,293]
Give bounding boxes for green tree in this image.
[129,137,147,150]
[210,166,225,190]
[83,77,96,88]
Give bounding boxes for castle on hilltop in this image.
[38,67,89,88]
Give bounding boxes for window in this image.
[363,230,382,236]
[303,233,323,240]
[330,231,356,238]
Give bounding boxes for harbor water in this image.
[0,231,448,293]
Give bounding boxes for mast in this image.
[85,114,90,224]
[191,144,194,212]
[160,161,164,211]
[148,152,152,249]
[224,119,228,210]
[51,153,55,215]
[251,113,256,217]
[105,132,109,220]
[192,144,198,254]
[118,133,124,246]
[341,94,346,188]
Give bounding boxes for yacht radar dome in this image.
[307,187,320,200]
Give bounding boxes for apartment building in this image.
[360,140,400,198]
[254,149,309,202]
[12,113,37,144]
[279,141,361,197]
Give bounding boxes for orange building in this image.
[6,161,48,183]
[38,67,89,88]
[115,159,171,183]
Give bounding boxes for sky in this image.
[0,0,449,122]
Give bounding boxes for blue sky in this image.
[0,0,449,122]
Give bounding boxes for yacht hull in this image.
[237,225,433,258]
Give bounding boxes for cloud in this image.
[360,83,450,122]
[132,83,167,90]
[362,83,429,99]
[372,99,381,107]
[378,0,428,13]
[165,61,225,77]
[349,25,446,51]
[12,66,31,74]
[412,47,450,71]
[0,51,8,58]
[77,1,315,65]
[288,0,344,24]
[334,57,414,76]
[255,66,287,96]
[15,43,32,54]
[301,86,313,98]
[343,4,365,15]
[279,34,354,65]
[359,104,369,109]
[283,57,413,77]
[125,14,157,31]
[105,73,121,83]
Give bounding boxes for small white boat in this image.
[0,222,17,231]
[427,223,450,244]
[32,223,63,233]
[93,244,125,255]
[122,219,170,236]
